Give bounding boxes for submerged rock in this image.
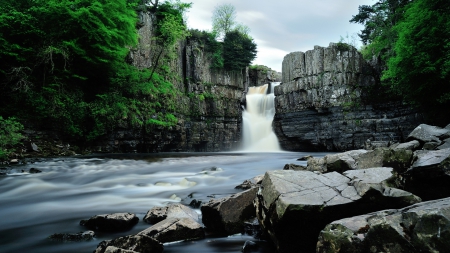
[255,169,420,253]
[317,197,450,253]
[48,230,95,242]
[138,217,204,243]
[201,187,258,235]
[80,213,139,232]
[143,203,198,224]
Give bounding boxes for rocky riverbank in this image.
[33,122,448,253]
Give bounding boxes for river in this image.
[0,152,329,253]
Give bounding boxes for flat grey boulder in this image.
[317,197,450,253]
[306,148,413,173]
[143,203,198,224]
[391,140,420,151]
[80,213,139,232]
[255,169,421,253]
[138,217,204,243]
[201,187,258,235]
[94,234,163,253]
[405,148,450,200]
[306,150,368,173]
[406,124,450,143]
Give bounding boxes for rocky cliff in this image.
[90,11,275,153]
[274,43,423,151]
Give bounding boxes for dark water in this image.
[0,152,328,253]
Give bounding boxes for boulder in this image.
[235,174,264,190]
[80,213,139,232]
[356,147,413,173]
[391,140,420,151]
[201,187,258,235]
[406,124,450,143]
[29,168,42,173]
[437,138,450,150]
[138,217,204,243]
[94,235,163,253]
[48,230,95,242]
[283,163,307,171]
[404,148,450,200]
[255,169,421,253]
[317,197,450,253]
[143,203,198,224]
[323,150,367,173]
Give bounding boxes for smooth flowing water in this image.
[242,83,281,152]
[0,152,329,253]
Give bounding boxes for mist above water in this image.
[242,82,281,152]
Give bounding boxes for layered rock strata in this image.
[275,43,422,151]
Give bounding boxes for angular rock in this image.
[242,240,258,252]
[437,138,450,150]
[235,175,264,190]
[357,147,413,173]
[80,213,139,232]
[325,150,367,172]
[392,140,420,151]
[138,217,204,243]
[94,235,163,253]
[48,230,95,242]
[201,187,258,234]
[406,124,450,143]
[317,197,450,253]
[283,163,307,171]
[405,148,450,200]
[255,169,421,253]
[143,203,198,224]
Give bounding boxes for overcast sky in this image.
[185,0,374,72]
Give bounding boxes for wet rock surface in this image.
[317,197,450,253]
[255,168,420,253]
[94,234,163,253]
[235,175,264,189]
[201,187,258,235]
[80,213,139,232]
[143,203,199,224]
[138,217,205,243]
[48,230,95,242]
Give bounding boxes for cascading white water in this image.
[242,82,281,152]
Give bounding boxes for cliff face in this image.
[92,12,250,152]
[274,43,423,151]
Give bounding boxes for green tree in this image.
[350,0,410,61]
[382,0,450,108]
[212,4,237,40]
[0,116,23,159]
[223,30,257,71]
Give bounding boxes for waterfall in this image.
[242,82,281,152]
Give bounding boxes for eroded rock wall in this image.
[92,12,249,152]
[275,43,422,151]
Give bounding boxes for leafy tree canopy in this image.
[223,30,257,71]
[382,0,450,108]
